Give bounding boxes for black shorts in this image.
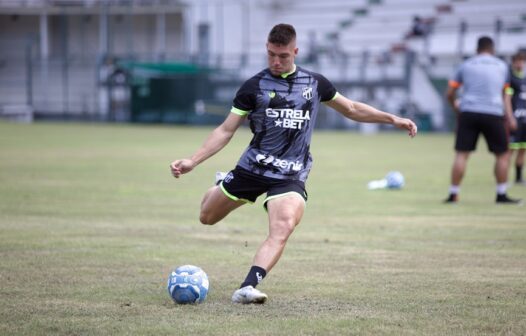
[455,112,508,154]
[219,166,308,208]
[510,120,526,149]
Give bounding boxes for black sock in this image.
[240,266,267,288]
[516,165,523,182]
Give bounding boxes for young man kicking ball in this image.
[170,24,417,304]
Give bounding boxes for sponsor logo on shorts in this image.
[224,172,234,183]
[255,153,303,171]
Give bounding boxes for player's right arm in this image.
[446,82,460,116]
[170,112,245,178]
[447,65,462,117]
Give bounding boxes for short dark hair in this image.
[477,36,494,53]
[268,24,296,46]
[512,52,526,62]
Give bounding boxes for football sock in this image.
[449,185,460,195]
[516,165,523,182]
[240,266,267,288]
[496,183,507,195]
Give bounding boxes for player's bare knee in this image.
[271,219,297,243]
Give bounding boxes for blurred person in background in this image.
[444,36,521,204]
[507,51,526,185]
[405,16,432,39]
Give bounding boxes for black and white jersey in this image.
[231,66,337,182]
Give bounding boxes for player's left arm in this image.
[325,94,417,137]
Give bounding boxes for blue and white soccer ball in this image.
[385,171,405,189]
[167,265,209,304]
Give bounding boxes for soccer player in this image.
[170,24,417,304]
[507,52,526,184]
[444,36,521,204]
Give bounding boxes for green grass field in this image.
[1,121,525,335]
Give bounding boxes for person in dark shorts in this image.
[170,24,418,304]
[445,36,521,204]
[507,52,526,184]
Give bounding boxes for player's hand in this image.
[394,117,418,138]
[507,115,518,132]
[170,159,196,178]
[453,99,461,114]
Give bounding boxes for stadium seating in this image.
[0,0,525,125]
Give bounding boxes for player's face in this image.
[266,41,298,76]
[512,59,524,72]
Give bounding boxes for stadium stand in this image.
[0,0,524,129]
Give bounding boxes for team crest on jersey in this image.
[302,87,313,101]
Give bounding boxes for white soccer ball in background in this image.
[385,171,405,189]
[167,265,209,304]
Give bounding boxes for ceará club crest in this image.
[302,87,313,101]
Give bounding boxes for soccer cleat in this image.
[495,194,523,205]
[215,171,227,186]
[514,180,526,186]
[443,194,458,203]
[231,285,268,304]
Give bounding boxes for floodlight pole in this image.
[39,10,49,111]
[99,2,109,58]
[241,0,250,68]
[25,37,33,107]
[60,12,69,114]
[156,13,166,61]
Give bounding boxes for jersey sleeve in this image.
[231,77,259,116]
[314,73,337,102]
